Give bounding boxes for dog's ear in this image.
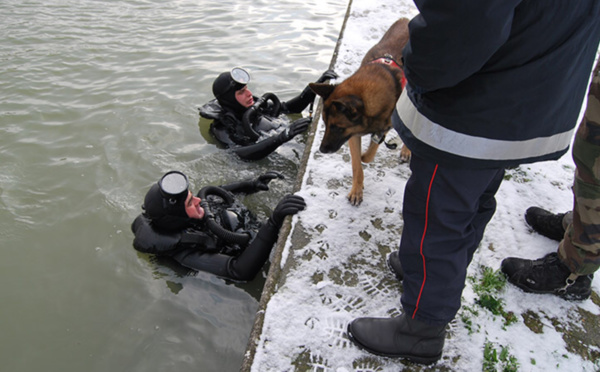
[309,83,336,100]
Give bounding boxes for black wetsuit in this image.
[201,86,316,161]
[131,180,280,281]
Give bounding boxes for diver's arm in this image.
[219,180,258,194]
[234,117,310,161]
[171,249,234,278]
[280,85,316,113]
[232,133,286,161]
[226,220,279,281]
[227,194,305,280]
[220,171,283,194]
[281,70,338,113]
[170,221,279,281]
[226,194,305,280]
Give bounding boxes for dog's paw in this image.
[399,144,412,163]
[347,188,363,206]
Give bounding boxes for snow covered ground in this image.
[247,1,600,371]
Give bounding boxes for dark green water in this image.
[0,0,346,370]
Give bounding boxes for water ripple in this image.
[0,0,348,370]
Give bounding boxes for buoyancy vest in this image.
[131,214,220,255]
[199,96,288,145]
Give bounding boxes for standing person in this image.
[502,60,600,300]
[346,0,600,365]
[131,171,306,281]
[199,67,337,160]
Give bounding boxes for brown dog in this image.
[309,18,411,206]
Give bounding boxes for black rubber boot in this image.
[347,314,446,365]
[501,253,592,301]
[524,207,566,241]
[387,250,404,281]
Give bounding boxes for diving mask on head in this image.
[216,67,251,98]
[230,67,250,85]
[158,171,189,205]
[142,171,191,230]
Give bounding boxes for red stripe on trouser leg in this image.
[412,164,438,319]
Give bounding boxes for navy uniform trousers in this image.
[398,154,505,325]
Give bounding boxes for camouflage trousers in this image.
[559,59,600,275]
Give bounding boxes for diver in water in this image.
[199,67,337,160]
[131,170,306,281]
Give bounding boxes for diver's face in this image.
[184,191,205,219]
[235,86,254,108]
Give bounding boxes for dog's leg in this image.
[361,139,381,164]
[348,135,364,206]
[399,144,412,163]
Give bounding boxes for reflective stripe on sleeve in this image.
[396,90,575,161]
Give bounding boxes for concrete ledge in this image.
[240,3,353,371]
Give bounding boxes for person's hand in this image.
[253,171,284,191]
[269,194,306,227]
[316,69,338,83]
[279,117,311,142]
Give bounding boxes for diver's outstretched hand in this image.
[316,69,338,83]
[269,194,306,228]
[254,171,284,191]
[279,117,311,142]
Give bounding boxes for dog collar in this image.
[370,54,407,89]
[370,54,401,69]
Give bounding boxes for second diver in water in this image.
[199,67,337,160]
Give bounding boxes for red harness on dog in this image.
[368,54,407,148]
[370,55,407,89]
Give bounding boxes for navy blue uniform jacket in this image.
[396,0,600,168]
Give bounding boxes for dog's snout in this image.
[319,143,335,154]
[319,135,347,154]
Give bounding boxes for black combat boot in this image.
[524,207,566,241]
[501,252,592,300]
[347,314,446,365]
[387,250,404,281]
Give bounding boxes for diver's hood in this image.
[212,71,247,115]
[143,183,192,232]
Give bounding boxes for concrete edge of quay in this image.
[240,1,354,370]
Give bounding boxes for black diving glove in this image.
[278,117,311,142]
[253,171,285,191]
[269,194,307,228]
[316,69,338,83]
